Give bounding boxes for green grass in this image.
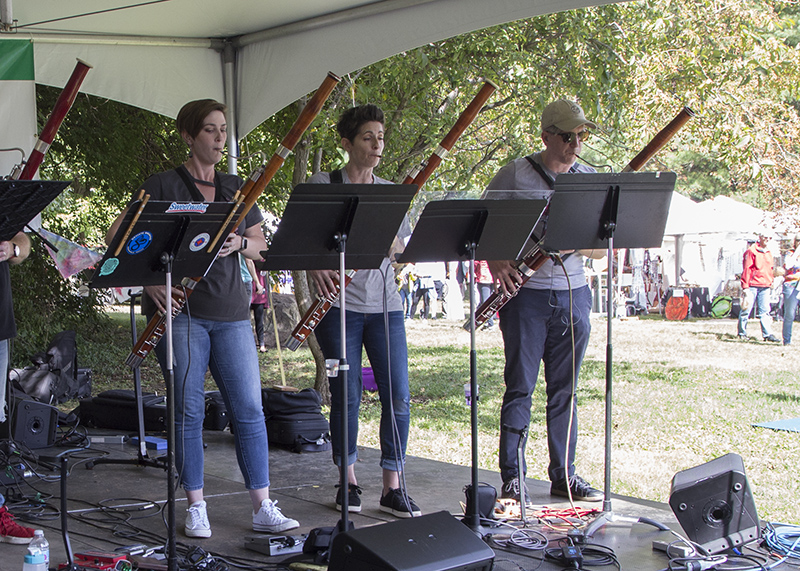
[71,311,800,526]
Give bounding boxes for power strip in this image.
[244,534,306,556]
[652,539,694,558]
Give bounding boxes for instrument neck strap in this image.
[330,169,343,184]
[523,155,579,190]
[176,165,223,202]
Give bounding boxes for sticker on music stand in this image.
[126,231,153,255]
[189,233,210,252]
[99,257,119,276]
[165,202,209,214]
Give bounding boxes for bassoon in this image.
[125,72,341,368]
[285,80,498,351]
[468,106,695,330]
[13,59,93,181]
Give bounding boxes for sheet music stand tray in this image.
[398,197,547,533]
[90,198,242,571]
[545,171,675,539]
[0,179,71,241]
[261,183,416,539]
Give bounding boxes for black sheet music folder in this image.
[543,171,676,251]
[261,183,417,271]
[0,179,72,242]
[90,200,242,288]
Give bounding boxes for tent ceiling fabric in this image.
[2,0,613,136]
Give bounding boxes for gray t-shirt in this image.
[306,170,403,313]
[138,167,263,321]
[484,152,595,290]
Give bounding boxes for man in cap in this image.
[738,231,779,342]
[483,99,603,504]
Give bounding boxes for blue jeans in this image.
[783,282,799,344]
[738,287,773,338]
[0,338,8,423]
[155,314,269,491]
[497,286,592,483]
[315,308,410,471]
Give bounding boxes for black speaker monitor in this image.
[12,399,58,449]
[669,453,759,554]
[328,510,495,571]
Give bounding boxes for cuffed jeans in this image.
[783,282,799,344]
[155,314,270,491]
[315,308,410,472]
[498,286,592,483]
[738,287,773,338]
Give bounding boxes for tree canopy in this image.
[10,0,800,363]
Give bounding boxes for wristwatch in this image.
[238,237,248,252]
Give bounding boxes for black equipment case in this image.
[262,387,331,453]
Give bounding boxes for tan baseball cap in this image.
[541,99,597,132]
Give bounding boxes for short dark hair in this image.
[176,99,227,138]
[336,104,385,142]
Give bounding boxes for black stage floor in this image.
[0,429,786,571]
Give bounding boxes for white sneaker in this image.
[185,501,211,538]
[253,499,299,533]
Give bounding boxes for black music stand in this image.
[0,180,71,242]
[261,183,416,540]
[544,171,675,539]
[91,198,242,571]
[398,197,547,534]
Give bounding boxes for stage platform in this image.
[0,429,784,571]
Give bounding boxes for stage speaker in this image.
[12,399,58,449]
[328,510,495,571]
[669,453,759,554]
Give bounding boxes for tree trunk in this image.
[291,97,330,404]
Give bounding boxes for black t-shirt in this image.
[137,167,263,322]
[0,262,14,340]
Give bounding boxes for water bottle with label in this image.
[27,529,49,569]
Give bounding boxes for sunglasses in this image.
[550,130,591,144]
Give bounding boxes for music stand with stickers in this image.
[91,197,243,571]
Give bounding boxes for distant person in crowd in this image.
[782,233,800,345]
[738,231,779,342]
[475,260,496,329]
[106,99,298,538]
[397,263,415,319]
[249,259,269,352]
[307,104,420,518]
[484,99,605,504]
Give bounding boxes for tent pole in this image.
[222,42,238,175]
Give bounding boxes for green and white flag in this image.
[0,39,36,179]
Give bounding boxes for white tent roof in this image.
[2,0,615,137]
[664,192,790,238]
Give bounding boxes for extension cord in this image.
[0,463,32,485]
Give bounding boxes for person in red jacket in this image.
[738,232,779,342]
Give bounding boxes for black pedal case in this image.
[78,389,166,432]
[266,412,331,453]
[204,390,229,431]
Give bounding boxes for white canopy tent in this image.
[1,0,617,149]
[659,192,795,296]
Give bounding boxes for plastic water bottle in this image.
[22,552,46,571]
[27,529,49,569]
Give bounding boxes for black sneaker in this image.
[379,488,421,518]
[550,475,603,502]
[335,484,362,513]
[764,335,780,343]
[500,477,531,505]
